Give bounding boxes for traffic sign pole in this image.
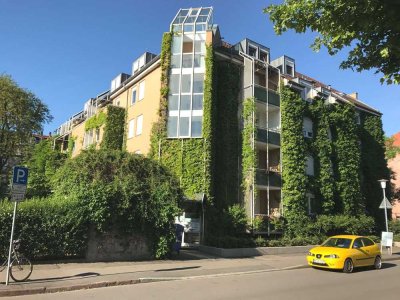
[383,188,388,232]
[6,202,18,285]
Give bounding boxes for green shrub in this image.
[389,220,400,234]
[51,149,181,258]
[254,236,268,247]
[224,204,249,235]
[311,214,375,236]
[0,197,88,260]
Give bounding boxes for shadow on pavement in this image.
[155,266,200,272]
[22,272,100,284]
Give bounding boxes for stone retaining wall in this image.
[86,227,150,261]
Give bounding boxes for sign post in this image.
[6,167,28,285]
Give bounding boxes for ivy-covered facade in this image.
[54,7,389,243]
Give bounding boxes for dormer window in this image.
[260,50,268,62]
[249,45,257,58]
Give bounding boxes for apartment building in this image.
[54,7,388,238]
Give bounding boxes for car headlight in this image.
[324,254,339,259]
[308,252,315,256]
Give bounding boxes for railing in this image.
[256,127,281,146]
[254,85,280,106]
[255,168,282,187]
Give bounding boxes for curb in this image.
[0,256,399,297]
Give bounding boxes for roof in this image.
[393,132,400,147]
[294,72,381,115]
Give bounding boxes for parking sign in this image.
[13,166,28,185]
[11,166,29,202]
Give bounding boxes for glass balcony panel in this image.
[182,54,193,68]
[194,54,205,68]
[180,95,191,110]
[192,94,203,110]
[171,54,181,68]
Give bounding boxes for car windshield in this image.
[321,238,352,249]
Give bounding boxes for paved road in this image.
[8,261,399,300]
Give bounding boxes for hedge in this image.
[0,197,87,260]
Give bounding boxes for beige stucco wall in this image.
[389,154,400,220]
[125,67,161,155]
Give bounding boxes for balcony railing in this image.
[256,127,281,146]
[254,85,280,106]
[255,168,282,187]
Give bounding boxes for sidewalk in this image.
[1,247,399,297]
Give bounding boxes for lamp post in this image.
[378,179,389,232]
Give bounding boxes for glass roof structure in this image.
[170,7,213,32]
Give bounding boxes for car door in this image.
[361,237,377,266]
[351,238,370,267]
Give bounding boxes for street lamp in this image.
[378,179,389,232]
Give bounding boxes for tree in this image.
[265,0,400,84]
[0,75,52,192]
[25,138,66,198]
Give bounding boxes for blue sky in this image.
[1,0,399,136]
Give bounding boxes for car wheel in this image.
[343,258,354,273]
[374,256,382,270]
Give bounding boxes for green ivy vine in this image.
[359,113,390,228]
[280,86,308,236]
[308,98,336,214]
[101,106,126,151]
[213,57,241,209]
[331,103,363,215]
[241,97,257,195]
[85,111,106,131]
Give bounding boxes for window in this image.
[193,73,204,93]
[181,74,191,93]
[306,156,314,176]
[355,111,361,125]
[191,116,202,137]
[180,95,191,110]
[179,116,190,136]
[115,98,120,106]
[286,64,293,76]
[128,119,135,139]
[171,54,181,68]
[168,95,179,111]
[249,45,257,57]
[352,238,363,249]
[167,116,178,137]
[170,74,180,94]
[361,238,374,247]
[192,94,203,110]
[260,50,268,62]
[131,88,137,105]
[139,81,145,100]
[307,193,315,215]
[303,117,313,138]
[172,36,182,54]
[95,128,100,142]
[136,115,143,135]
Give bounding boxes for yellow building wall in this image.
[69,107,108,158]
[125,67,161,155]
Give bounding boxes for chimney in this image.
[349,92,358,99]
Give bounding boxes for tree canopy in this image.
[0,75,52,178]
[265,0,400,84]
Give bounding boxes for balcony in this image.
[256,169,282,187]
[256,127,280,146]
[254,85,280,106]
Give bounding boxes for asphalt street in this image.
[7,260,399,300]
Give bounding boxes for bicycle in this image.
[0,240,33,282]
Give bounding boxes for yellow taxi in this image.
[307,235,382,273]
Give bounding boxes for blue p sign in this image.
[12,166,29,185]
